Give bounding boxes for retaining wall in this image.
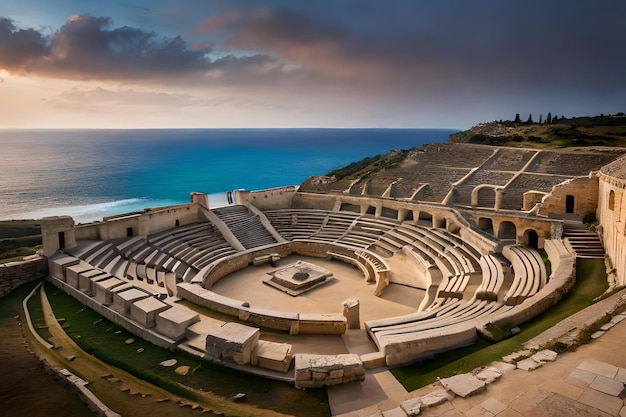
[0,255,47,298]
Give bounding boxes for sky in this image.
[0,0,624,129]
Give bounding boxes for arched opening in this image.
[366,205,376,216]
[418,212,433,227]
[609,190,615,211]
[478,217,494,234]
[340,203,361,214]
[402,210,414,222]
[498,221,517,240]
[565,194,575,214]
[381,207,398,220]
[477,187,497,208]
[435,217,447,229]
[525,230,539,249]
[175,219,180,227]
[127,227,134,237]
[58,231,65,250]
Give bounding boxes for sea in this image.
[0,128,456,223]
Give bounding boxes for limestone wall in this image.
[74,203,203,242]
[538,175,599,218]
[0,256,47,298]
[598,172,626,287]
[235,186,297,210]
[294,354,365,388]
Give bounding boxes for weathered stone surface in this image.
[130,296,170,328]
[400,397,421,416]
[502,349,532,363]
[474,367,502,384]
[294,353,364,388]
[591,330,606,339]
[205,322,259,365]
[251,340,292,373]
[517,358,542,371]
[439,373,486,398]
[530,349,558,363]
[589,375,625,397]
[160,359,177,367]
[419,388,451,407]
[577,359,619,379]
[155,306,200,342]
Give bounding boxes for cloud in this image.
[0,17,48,72]
[0,14,289,83]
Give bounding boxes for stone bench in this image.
[155,306,200,342]
[130,296,170,328]
[205,322,260,365]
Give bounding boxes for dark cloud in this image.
[0,18,48,71]
[0,14,286,82]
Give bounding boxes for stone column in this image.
[342,298,360,329]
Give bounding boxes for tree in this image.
[514,113,521,123]
[539,114,543,124]
[526,114,534,124]
[546,112,552,124]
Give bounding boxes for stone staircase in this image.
[212,205,277,250]
[562,222,605,259]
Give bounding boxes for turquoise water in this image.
[0,128,455,222]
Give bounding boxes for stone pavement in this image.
[330,291,626,416]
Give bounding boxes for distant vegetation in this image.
[0,221,42,263]
[450,112,626,148]
[327,149,408,180]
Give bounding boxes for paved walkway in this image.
[330,290,626,416]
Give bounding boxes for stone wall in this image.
[294,354,365,389]
[0,256,47,298]
[538,175,599,218]
[235,186,297,210]
[598,172,626,287]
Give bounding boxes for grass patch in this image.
[391,258,607,390]
[44,283,330,417]
[26,285,54,342]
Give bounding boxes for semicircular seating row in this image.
[65,206,547,366]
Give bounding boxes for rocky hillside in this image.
[450,113,626,148]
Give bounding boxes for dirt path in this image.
[34,285,290,417]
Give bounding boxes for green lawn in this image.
[391,258,608,390]
[43,282,330,417]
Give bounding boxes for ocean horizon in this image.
[0,128,457,223]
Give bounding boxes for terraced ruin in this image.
[40,142,626,391]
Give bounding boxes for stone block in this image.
[204,322,259,365]
[130,297,170,328]
[516,358,542,371]
[66,262,94,289]
[112,288,150,314]
[531,349,557,363]
[294,354,364,388]
[589,375,625,397]
[251,340,292,373]
[439,373,486,398]
[474,367,503,384]
[78,268,106,295]
[400,397,422,416]
[93,277,125,305]
[156,307,200,342]
[419,388,451,407]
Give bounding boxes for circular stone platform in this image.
[210,254,425,325]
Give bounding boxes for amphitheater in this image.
[40,142,626,398]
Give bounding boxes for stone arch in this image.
[435,217,447,229]
[418,211,433,227]
[609,190,615,211]
[524,229,540,249]
[498,221,517,240]
[472,185,498,208]
[340,202,361,214]
[478,217,494,234]
[381,207,398,220]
